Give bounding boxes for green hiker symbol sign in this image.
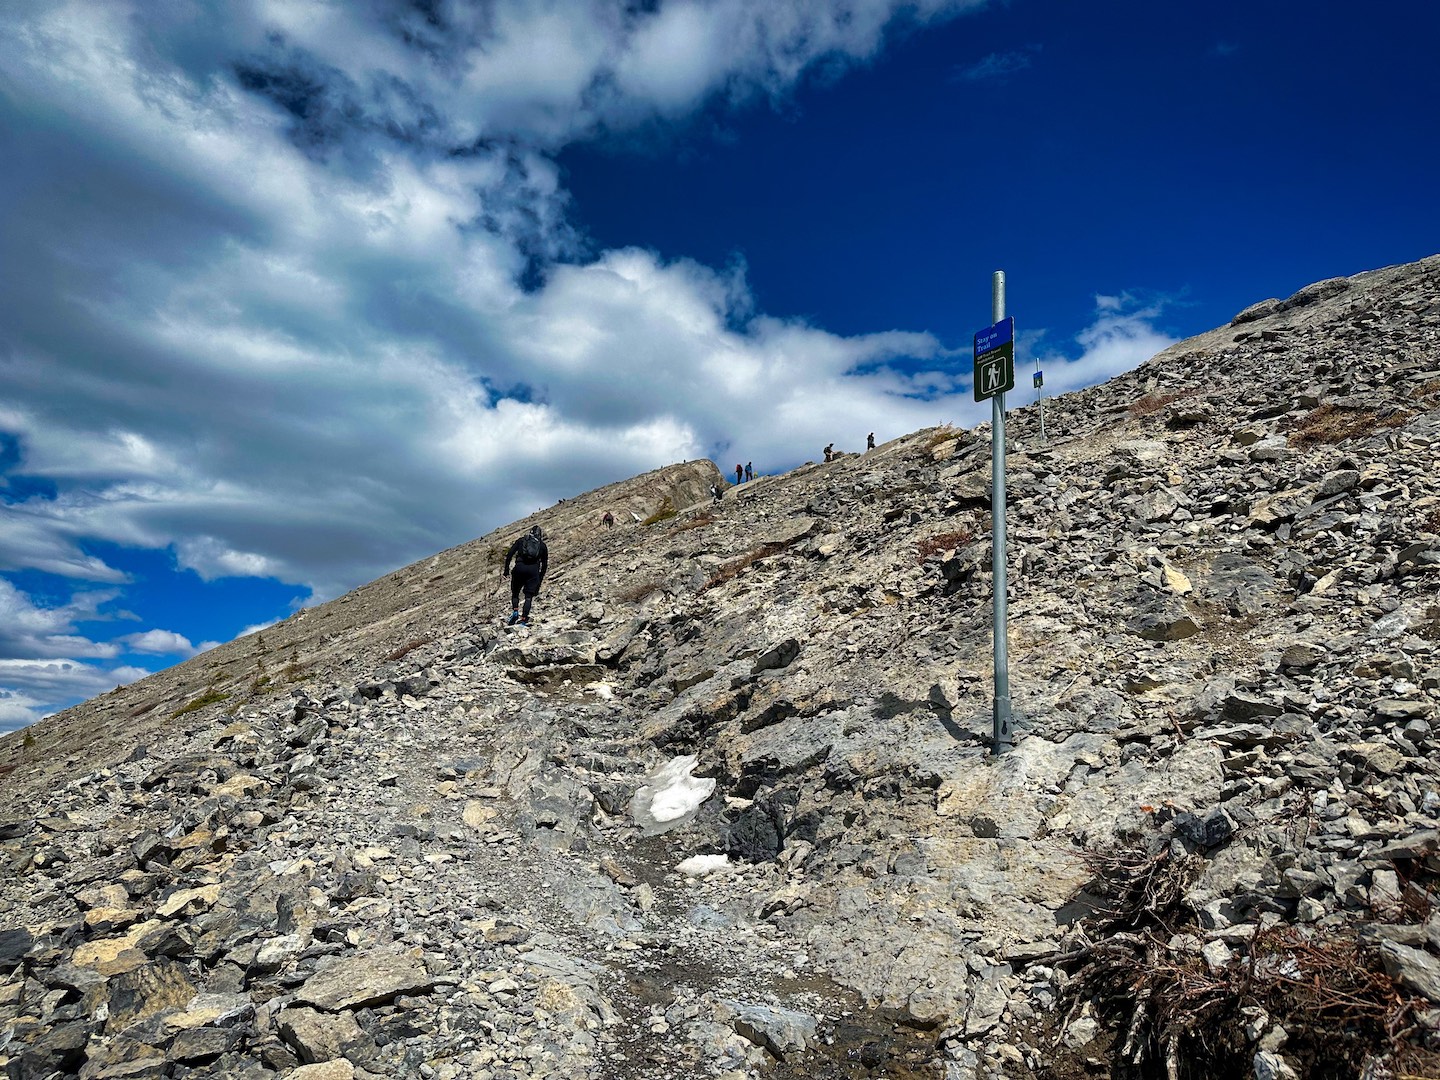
[973,316,1015,402]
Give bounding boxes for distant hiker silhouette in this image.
[735,464,743,484]
[824,443,834,462]
[711,484,723,503]
[503,525,548,626]
[601,511,615,529]
[867,432,875,451]
[745,462,753,481]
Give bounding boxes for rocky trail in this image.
[3,255,1440,1079]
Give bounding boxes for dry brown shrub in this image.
[385,636,432,662]
[697,540,793,595]
[915,528,974,563]
[1289,404,1412,447]
[1058,841,1440,1078]
[1128,390,1187,416]
[616,578,663,603]
[1413,377,1440,401]
[672,512,715,533]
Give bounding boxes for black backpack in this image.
[516,533,543,563]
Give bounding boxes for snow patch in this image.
[675,853,731,876]
[631,754,716,831]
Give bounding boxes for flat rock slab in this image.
[1380,940,1440,1004]
[293,950,438,1011]
[719,1000,817,1056]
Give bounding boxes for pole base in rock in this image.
[992,695,1013,755]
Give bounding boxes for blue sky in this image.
[2,0,1438,733]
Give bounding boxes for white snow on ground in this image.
[675,854,731,876]
[631,754,716,829]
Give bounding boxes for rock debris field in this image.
[3,255,1440,1080]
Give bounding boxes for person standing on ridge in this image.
[503,525,548,626]
[867,432,875,451]
[745,462,753,481]
[735,464,743,484]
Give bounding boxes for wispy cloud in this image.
[1031,292,1179,397]
[952,44,1041,83]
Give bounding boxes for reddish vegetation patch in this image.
[1128,390,1189,416]
[1288,404,1412,447]
[698,540,793,594]
[915,528,975,563]
[384,636,432,662]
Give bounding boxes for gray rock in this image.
[719,1000,817,1057]
[292,950,439,1011]
[1380,941,1440,1004]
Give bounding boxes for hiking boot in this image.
[518,619,530,627]
[506,611,520,626]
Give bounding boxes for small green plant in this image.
[171,687,230,718]
[640,497,677,527]
[924,424,959,449]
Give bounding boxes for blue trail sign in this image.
[973,316,1015,402]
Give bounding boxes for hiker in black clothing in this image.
[867,432,875,451]
[502,525,548,625]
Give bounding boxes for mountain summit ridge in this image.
[2,255,1439,1079]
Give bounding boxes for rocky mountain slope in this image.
[3,255,1439,1080]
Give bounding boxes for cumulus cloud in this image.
[120,629,201,657]
[0,660,150,735]
[0,579,120,661]
[0,0,1002,727]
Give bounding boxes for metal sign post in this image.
[973,273,1014,754]
[1034,361,1046,442]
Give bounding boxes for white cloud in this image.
[1032,295,1179,397]
[0,659,149,735]
[0,579,120,661]
[0,0,999,727]
[952,44,1041,82]
[120,629,199,657]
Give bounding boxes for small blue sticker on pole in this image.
[973,316,1015,402]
